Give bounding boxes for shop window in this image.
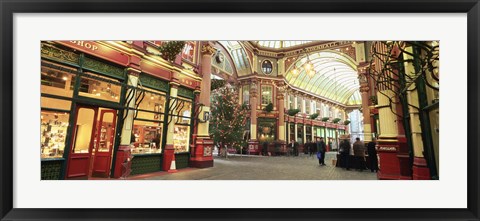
[41,97,72,110]
[173,125,190,153]
[78,72,122,103]
[242,85,250,105]
[131,88,167,154]
[41,61,76,98]
[41,110,69,158]
[170,97,193,153]
[306,126,312,143]
[132,123,163,154]
[258,118,276,143]
[296,125,304,144]
[289,123,295,142]
[261,85,273,107]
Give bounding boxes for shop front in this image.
[41,41,203,180]
[41,42,127,179]
[128,73,169,175]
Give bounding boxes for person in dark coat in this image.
[353,137,366,171]
[288,139,299,156]
[316,137,327,166]
[309,139,317,157]
[262,141,269,156]
[367,138,379,172]
[339,138,351,170]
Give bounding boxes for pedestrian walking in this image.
[316,137,327,166]
[367,138,379,172]
[289,139,299,156]
[353,137,366,171]
[339,138,351,170]
[262,141,269,156]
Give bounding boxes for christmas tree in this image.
[210,84,248,157]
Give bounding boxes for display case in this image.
[131,124,163,154]
[41,111,69,158]
[173,125,189,153]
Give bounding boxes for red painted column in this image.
[190,42,215,168]
[248,79,259,155]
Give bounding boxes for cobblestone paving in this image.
[142,152,378,180]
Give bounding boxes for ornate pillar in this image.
[190,42,215,167]
[119,71,139,146]
[374,46,411,180]
[163,81,179,173]
[112,62,141,178]
[404,46,430,179]
[197,42,215,137]
[359,66,372,142]
[248,79,260,154]
[277,85,286,142]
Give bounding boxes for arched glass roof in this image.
[285,51,361,105]
[255,41,312,49]
[218,41,252,76]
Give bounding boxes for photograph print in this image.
[40,40,439,180]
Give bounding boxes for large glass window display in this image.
[289,123,295,142]
[296,124,304,144]
[132,88,167,154]
[41,110,69,158]
[41,61,76,159]
[258,118,276,143]
[171,96,193,153]
[78,72,122,103]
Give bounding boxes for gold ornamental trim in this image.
[201,44,216,55]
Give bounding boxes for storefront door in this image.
[92,109,117,177]
[66,106,117,179]
[66,106,98,179]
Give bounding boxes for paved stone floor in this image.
[140,152,378,180]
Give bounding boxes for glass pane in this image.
[261,85,272,106]
[97,112,115,152]
[72,108,95,153]
[41,62,76,98]
[173,125,190,153]
[41,110,69,158]
[132,122,163,154]
[305,100,311,114]
[173,98,192,125]
[41,97,72,110]
[136,89,166,121]
[78,72,121,103]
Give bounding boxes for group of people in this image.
[339,137,379,172]
[288,137,328,166]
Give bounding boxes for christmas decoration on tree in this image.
[211,79,226,91]
[210,84,248,157]
[263,103,273,113]
[158,41,185,62]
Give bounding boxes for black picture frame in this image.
[1,0,479,220]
